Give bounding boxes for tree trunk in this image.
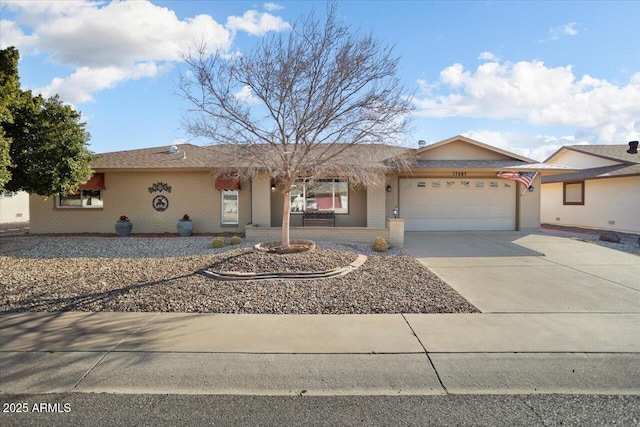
[281,189,291,247]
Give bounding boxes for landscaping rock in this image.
[599,232,621,243]
[0,237,479,314]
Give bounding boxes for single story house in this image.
[541,142,640,234]
[29,135,572,245]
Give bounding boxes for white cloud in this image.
[264,3,284,12]
[0,19,39,50]
[226,9,291,36]
[414,59,640,148]
[233,85,261,105]
[35,62,173,104]
[2,1,289,104]
[478,51,496,61]
[540,22,579,43]
[462,130,575,161]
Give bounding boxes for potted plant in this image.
[115,215,132,236]
[177,213,194,236]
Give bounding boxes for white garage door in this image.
[400,178,516,231]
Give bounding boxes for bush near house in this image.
[229,236,242,245]
[372,237,388,252]
[211,237,226,249]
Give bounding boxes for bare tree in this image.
[179,2,414,247]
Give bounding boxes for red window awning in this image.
[79,173,105,190]
[215,175,241,190]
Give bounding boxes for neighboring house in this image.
[29,135,571,244]
[541,142,640,234]
[0,191,29,224]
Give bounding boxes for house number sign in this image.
[452,171,467,177]
[149,182,171,212]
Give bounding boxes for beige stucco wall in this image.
[417,140,513,161]
[541,177,640,233]
[549,150,621,169]
[251,172,271,227]
[30,171,251,234]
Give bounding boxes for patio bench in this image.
[302,211,335,227]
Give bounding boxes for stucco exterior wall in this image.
[417,140,513,161]
[541,177,640,234]
[30,171,251,234]
[549,150,620,169]
[251,172,271,227]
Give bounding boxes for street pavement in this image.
[1,230,639,423]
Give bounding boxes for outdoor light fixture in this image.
[528,186,535,192]
[386,184,392,192]
[393,207,399,218]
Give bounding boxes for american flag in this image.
[497,171,536,189]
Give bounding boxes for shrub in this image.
[211,237,226,248]
[229,235,242,245]
[372,236,388,252]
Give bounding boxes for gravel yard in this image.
[0,236,479,314]
[541,224,640,256]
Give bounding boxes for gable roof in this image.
[542,144,640,183]
[416,135,537,164]
[544,145,640,165]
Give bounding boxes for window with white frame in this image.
[56,190,103,208]
[221,189,239,224]
[290,179,348,214]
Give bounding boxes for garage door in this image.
[400,178,515,231]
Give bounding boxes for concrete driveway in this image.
[404,231,640,313]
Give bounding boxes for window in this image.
[221,189,239,224]
[563,181,585,205]
[290,179,348,214]
[57,190,103,208]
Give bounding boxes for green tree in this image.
[0,47,95,195]
[0,48,19,190]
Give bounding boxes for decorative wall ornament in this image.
[148,182,172,193]
[152,195,169,212]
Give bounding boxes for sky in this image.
[1,0,639,161]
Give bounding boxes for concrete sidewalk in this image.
[2,312,639,396]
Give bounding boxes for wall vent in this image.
[608,220,615,225]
